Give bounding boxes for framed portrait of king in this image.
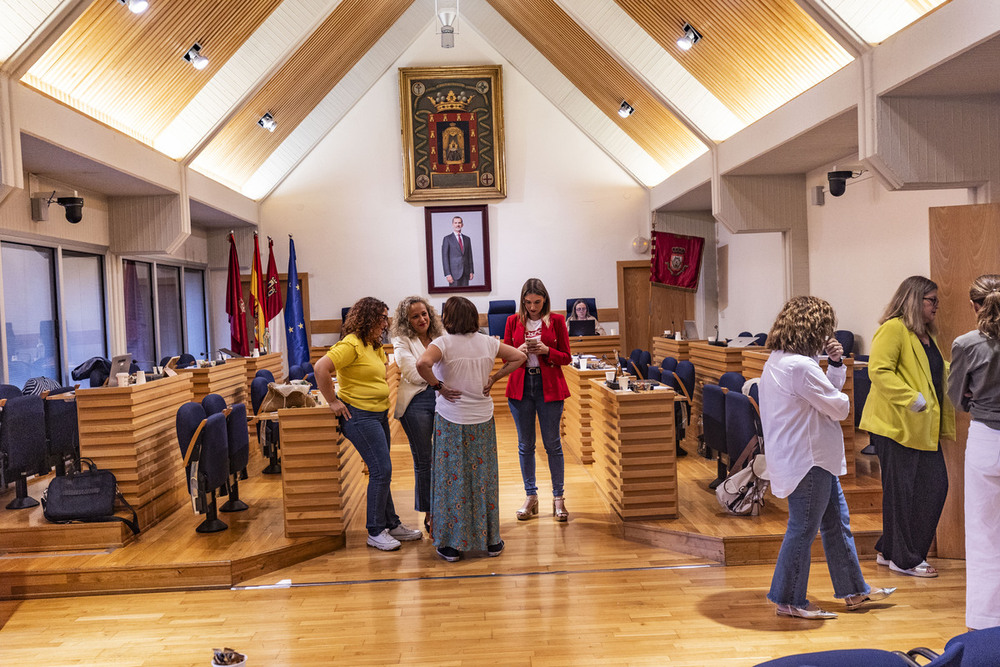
[399,65,506,202]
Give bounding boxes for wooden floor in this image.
[0,413,970,665]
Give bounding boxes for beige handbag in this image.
[258,381,317,413]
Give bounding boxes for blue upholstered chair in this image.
[288,364,306,381]
[250,375,281,474]
[628,349,652,379]
[43,386,79,476]
[254,368,275,384]
[834,329,855,356]
[702,384,729,488]
[487,300,516,337]
[0,394,47,509]
[176,402,230,533]
[660,356,678,373]
[646,366,662,383]
[754,643,964,667]
[753,333,768,347]
[738,331,752,338]
[202,394,250,513]
[565,298,597,318]
[718,371,746,393]
[341,306,352,323]
[0,384,23,401]
[725,391,758,471]
[943,626,1000,666]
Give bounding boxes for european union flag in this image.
[284,237,309,368]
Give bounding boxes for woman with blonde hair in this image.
[391,296,448,532]
[948,274,1000,629]
[504,278,573,522]
[860,276,955,578]
[761,296,894,619]
[315,297,423,552]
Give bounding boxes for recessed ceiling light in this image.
[677,22,702,51]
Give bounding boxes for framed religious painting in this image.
[425,205,492,294]
[399,65,506,202]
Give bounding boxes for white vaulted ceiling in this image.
[1,0,950,199]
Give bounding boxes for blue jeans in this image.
[398,386,435,512]
[768,467,870,607]
[339,404,400,536]
[508,373,565,497]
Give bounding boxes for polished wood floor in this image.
[0,413,970,665]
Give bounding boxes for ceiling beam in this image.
[792,0,870,58]
[0,0,95,80]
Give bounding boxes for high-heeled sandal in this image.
[553,496,568,522]
[516,495,538,520]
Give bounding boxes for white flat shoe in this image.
[775,603,838,620]
[845,587,896,611]
[876,553,889,566]
[889,561,938,578]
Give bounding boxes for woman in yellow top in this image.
[860,276,956,577]
[315,297,423,552]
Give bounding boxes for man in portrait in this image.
[442,216,474,287]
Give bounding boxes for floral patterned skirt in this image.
[431,414,501,551]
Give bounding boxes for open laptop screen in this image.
[568,319,597,337]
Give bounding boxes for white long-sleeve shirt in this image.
[759,350,850,498]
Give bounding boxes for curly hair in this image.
[766,296,836,357]
[342,297,389,347]
[879,275,938,337]
[517,277,551,326]
[970,274,1000,339]
[390,296,444,340]
[442,296,480,334]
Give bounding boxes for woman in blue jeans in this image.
[315,297,423,552]
[391,296,447,532]
[504,278,573,522]
[759,296,894,619]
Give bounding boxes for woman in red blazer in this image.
[504,278,573,522]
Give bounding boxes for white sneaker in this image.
[366,529,401,551]
[388,524,423,541]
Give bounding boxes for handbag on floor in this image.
[716,435,769,516]
[42,458,139,534]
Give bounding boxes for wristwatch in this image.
[828,358,844,367]
[430,381,443,391]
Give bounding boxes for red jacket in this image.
[504,312,572,402]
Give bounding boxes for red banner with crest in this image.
[651,231,704,291]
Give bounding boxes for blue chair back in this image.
[755,648,928,667]
[566,298,597,318]
[702,384,727,454]
[834,329,855,356]
[201,393,227,416]
[0,383,23,400]
[945,626,999,666]
[738,331,752,338]
[660,357,678,372]
[341,306,352,322]
[288,364,306,381]
[301,361,314,374]
[175,402,228,491]
[718,371,745,393]
[487,300,516,338]
[725,391,757,466]
[250,376,269,414]
[226,403,250,473]
[177,353,197,369]
[674,361,695,399]
[0,395,47,473]
[44,386,79,463]
[753,333,767,347]
[255,369,275,383]
[646,367,661,383]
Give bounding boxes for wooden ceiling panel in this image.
[195,0,415,187]
[23,0,284,144]
[614,0,852,123]
[486,0,706,172]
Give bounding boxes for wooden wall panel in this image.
[929,202,1000,558]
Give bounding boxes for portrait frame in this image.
[425,205,492,294]
[399,65,506,202]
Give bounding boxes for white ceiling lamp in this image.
[676,22,702,51]
[618,101,634,118]
[117,0,149,14]
[183,43,209,70]
[436,0,459,48]
[258,113,277,132]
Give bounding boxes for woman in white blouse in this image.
[760,296,894,620]
[391,296,447,532]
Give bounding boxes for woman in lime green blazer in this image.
[860,276,956,578]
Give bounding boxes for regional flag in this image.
[226,233,250,357]
[651,231,705,291]
[264,236,283,322]
[250,233,267,351]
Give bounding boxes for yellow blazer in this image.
[859,317,956,450]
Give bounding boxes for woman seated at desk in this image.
[567,299,605,336]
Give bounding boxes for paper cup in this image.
[675,332,682,341]
[707,336,716,343]
[134,371,146,385]
[116,372,130,387]
[605,370,616,383]
[578,358,587,370]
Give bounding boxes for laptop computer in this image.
[568,319,597,337]
[106,353,133,386]
[727,336,759,348]
[683,320,699,340]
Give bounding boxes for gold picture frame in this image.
[399,65,506,202]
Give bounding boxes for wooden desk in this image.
[244,352,283,385]
[590,380,678,520]
[742,349,859,477]
[562,365,611,464]
[177,358,247,405]
[686,342,745,449]
[277,406,365,538]
[75,374,194,529]
[652,337,704,363]
[567,334,621,362]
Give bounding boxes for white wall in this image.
[805,166,972,353]
[716,226,785,338]
[259,23,649,346]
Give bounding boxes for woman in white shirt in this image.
[760,296,894,619]
[416,296,526,562]
[391,296,446,532]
